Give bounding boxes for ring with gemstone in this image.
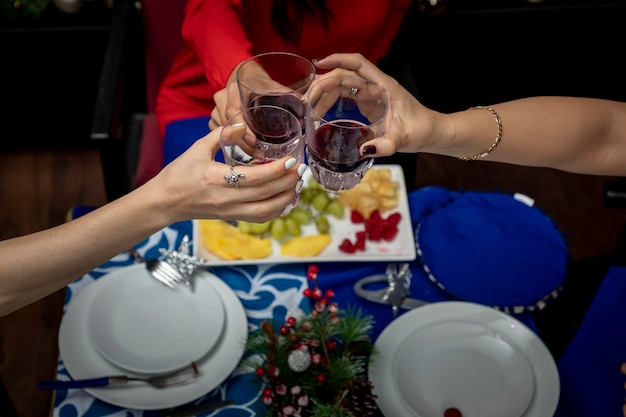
[224,166,245,187]
[349,87,358,99]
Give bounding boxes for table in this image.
[50,187,570,416]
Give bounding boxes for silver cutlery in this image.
[354,263,429,313]
[128,248,185,289]
[38,362,199,390]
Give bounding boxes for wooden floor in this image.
[0,149,107,417]
[2,149,626,416]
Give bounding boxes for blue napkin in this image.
[314,187,569,340]
[555,265,626,417]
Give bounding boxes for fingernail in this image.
[362,145,377,156]
[297,164,308,177]
[284,158,297,170]
[311,57,325,64]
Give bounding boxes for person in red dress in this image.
[145,0,411,184]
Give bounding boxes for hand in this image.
[148,128,305,224]
[313,53,447,157]
[210,67,241,130]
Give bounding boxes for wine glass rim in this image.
[236,52,316,94]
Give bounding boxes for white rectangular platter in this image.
[192,164,416,265]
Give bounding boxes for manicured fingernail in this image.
[362,145,377,156]
[311,57,324,64]
[284,158,297,170]
[297,164,308,177]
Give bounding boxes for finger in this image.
[359,136,397,158]
[315,53,391,86]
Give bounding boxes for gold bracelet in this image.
[459,106,503,161]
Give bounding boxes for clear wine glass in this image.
[220,105,305,215]
[237,52,316,131]
[305,75,389,193]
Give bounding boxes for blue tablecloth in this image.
[51,187,571,417]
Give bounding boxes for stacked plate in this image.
[369,301,560,417]
[58,264,248,410]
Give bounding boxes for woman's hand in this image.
[148,128,306,224]
[313,53,450,157]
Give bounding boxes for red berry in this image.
[444,408,462,417]
[315,374,326,383]
[370,210,382,223]
[325,289,335,299]
[303,288,312,298]
[368,225,382,241]
[279,325,290,335]
[355,231,367,251]
[351,210,364,223]
[256,367,266,376]
[339,238,356,253]
[312,288,323,300]
[307,264,318,279]
[382,225,399,241]
[386,212,402,226]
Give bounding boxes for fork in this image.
[38,362,199,390]
[128,248,185,288]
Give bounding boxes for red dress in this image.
[155,0,412,137]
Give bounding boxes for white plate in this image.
[88,265,225,375]
[193,164,416,265]
[59,269,248,410]
[369,301,560,417]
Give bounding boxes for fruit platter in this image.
[192,165,416,265]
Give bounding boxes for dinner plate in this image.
[193,164,416,265]
[369,301,560,417]
[59,269,248,410]
[88,264,225,374]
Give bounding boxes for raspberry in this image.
[350,210,364,223]
[338,239,356,253]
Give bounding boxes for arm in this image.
[315,53,626,176]
[0,129,304,316]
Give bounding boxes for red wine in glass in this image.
[249,94,305,133]
[309,120,375,172]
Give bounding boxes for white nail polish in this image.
[284,158,297,170]
[297,164,308,177]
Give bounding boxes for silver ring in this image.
[224,166,245,187]
[349,87,358,99]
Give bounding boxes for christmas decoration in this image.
[244,264,378,417]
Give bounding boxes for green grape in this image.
[324,199,345,219]
[249,220,272,234]
[285,217,302,237]
[299,187,315,204]
[311,192,330,212]
[315,215,330,234]
[238,221,252,234]
[270,217,287,241]
[289,207,311,225]
[307,177,322,189]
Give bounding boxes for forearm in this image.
[0,182,173,316]
[429,97,626,176]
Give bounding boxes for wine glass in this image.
[220,105,305,215]
[305,75,389,192]
[237,52,316,129]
